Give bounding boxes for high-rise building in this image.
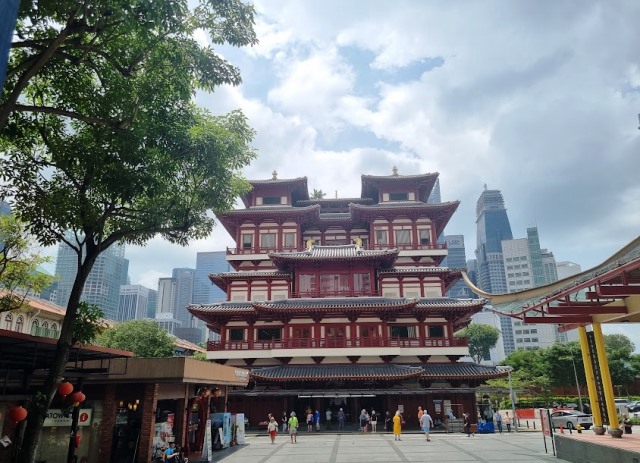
[172,268,195,328]
[193,252,229,305]
[465,259,479,299]
[155,277,181,334]
[442,235,472,298]
[556,261,582,280]
[502,227,560,351]
[427,178,441,204]
[53,236,126,320]
[475,187,514,354]
[118,284,154,321]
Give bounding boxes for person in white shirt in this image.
[267,416,278,444]
[420,410,434,441]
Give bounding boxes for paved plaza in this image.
[209,432,565,463]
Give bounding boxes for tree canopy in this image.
[311,189,327,199]
[98,319,175,357]
[0,1,258,461]
[0,214,53,312]
[456,323,500,363]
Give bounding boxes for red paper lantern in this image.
[70,391,86,404]
[8,406,28,423]
[57,381,73,397]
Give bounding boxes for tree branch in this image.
[13,104,127,129]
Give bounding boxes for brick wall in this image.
[137,383,158,463]
[98,384,116,463]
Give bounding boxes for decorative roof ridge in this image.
[249,176,308,184]
[350,200,460,208]
[361,172,439,180]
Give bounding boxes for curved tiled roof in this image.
[250,364,424,381]
[253,297,419,312]
[269,244,398,261]
[188,302,255,314]
[249,363,506,381]
[415,298,485,309]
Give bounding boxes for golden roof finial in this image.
[392,166,398,176]
[272,170,278,180]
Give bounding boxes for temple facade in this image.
[189,169,505,427]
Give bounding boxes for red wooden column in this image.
[253,222,259,253]
[412,219,419,248]
[247,321,255,349]
[418,319,426,347]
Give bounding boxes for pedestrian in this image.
[282,411,288,433]
[417,405,424,428]
[325,408,332,430]
[463,412,474,437]
[307,410,314,432]
[495,410,503,434]
[338,408,346,431]
[359,409,368,432]
[504,412,512,433]
[420,409,434,441]
[314,409,321,432]
[393,410,403,441]
[370,409,377,433]
[288,411,298,444]
[385,410,392,432]
[267,416,278,444]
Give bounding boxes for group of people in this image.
[358,408,379,432]
[266,412,301,444]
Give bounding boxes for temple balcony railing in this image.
[226,242,448,255]
[207,336,468,351]
[226,245,303,255]
[290,290,380,298]
[369,242,447,251]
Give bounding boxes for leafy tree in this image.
[0,214,53,312]
[456,323,500,363]
[311,189,327,199]
[604,334,636,387]
[0,2,257,462]
[605,334,635,359]
[98,319,175,357]
[542,341,585,389]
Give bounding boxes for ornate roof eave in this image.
[216,204,321,237]
[209,271,292,291]
[250,364,424,381]
[361,172,440,203]
[251,299,420,316]
[268,246,399,271]
[421,363,508,380]
[349,201,460,234]
[241,176,309,207]
[295,198,375,207]
[188,303,256,326]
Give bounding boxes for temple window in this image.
[353,273,371,293]
[283,232,296,248]
[390,325,417,338]
[260,233,276,249]
[257,328,281,340]
[419,229,430,245]
[428,325,445,338]
[298,274,316,294]
[360,325,378,337]
[4,313,12,330]
[389,192,408,201]
[395,229,411,244]
[319,274,350,294]
[325,326,346,338]
[229,328,245,341]
[242,234,253,249]
[375,230,388,245]
[262,196,281,205]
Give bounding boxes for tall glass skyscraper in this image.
[193,251,230,305]
[53,235,127,320]
[475,187,514,354]
[442,235,472,297]
[173,267,195,328]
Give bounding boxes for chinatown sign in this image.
[44,409,93,427]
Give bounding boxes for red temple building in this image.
[189,168,505,427]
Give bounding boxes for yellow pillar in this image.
[578,326,602,427]
[592,322,620,431]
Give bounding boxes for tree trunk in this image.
[17,249,97,463]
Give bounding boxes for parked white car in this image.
[550,410,593,430]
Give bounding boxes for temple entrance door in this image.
[291,325,312,348]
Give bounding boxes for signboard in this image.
[587,331,609,425]
[44,409,92,427]
[202,419,212,462]
[539,408,552,437]
[235,413,246,445]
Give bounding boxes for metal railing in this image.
[207,336,467,351]
[226,242,448,255]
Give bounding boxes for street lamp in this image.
[497,365,518,433]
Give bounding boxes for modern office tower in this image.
[118,284,154,321]
[146,289,158,318]
[427,178,441,204]
[442,235,472,297]
[53,236,126,320]
[155,277,181,334]
[193,252,230,305]
[172,268,195,327]
[502,227,560,350]
[470,306,506,364]
[121,258,130,286]
[475,186,514,354]
[466,259,479,298]
[556,261,582,280]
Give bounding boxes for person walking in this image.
[420,410,434,441]
[267,416,278,444]
[288,412,298,444]
[504,412,512,433]
[495,411,503,434]
[392,411,403,441]
[359,409,368,432]
[338,408,346,431]
[325,408,332,430]
[385,410,392,432]
[314,409,321,432]
[463,412,471,437]
[307,410,314,432]
[370,409,378,433]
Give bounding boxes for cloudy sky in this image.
[117,1,640,338]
